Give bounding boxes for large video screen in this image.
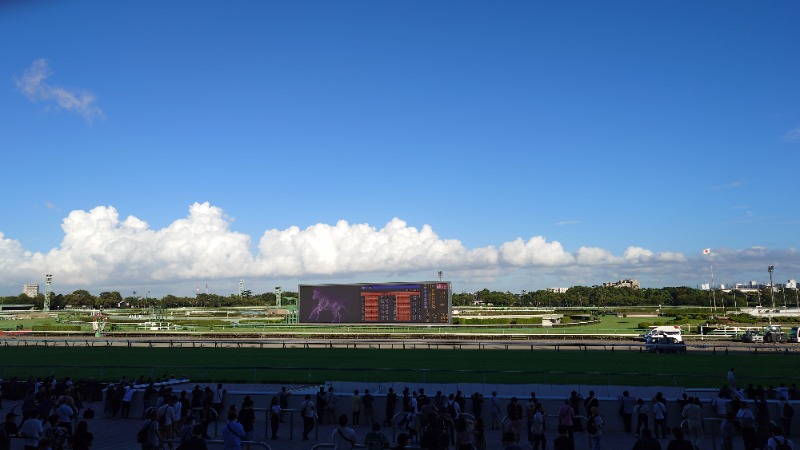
[299,282,451,324]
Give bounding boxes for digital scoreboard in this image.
[298,281,451,324]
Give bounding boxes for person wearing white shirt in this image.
[737,403,757,450]
[20,410,44,450]
[766,425,794,450]
[332,414,356,450]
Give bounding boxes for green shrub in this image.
[31,325,82,332]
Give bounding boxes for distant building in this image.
[547,287,569,293]
[720,279,797,293]
[602,279,640,289]
[22,283,39,298]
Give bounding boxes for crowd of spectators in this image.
[2,374,798,450]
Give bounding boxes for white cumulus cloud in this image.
[2,201,797,294]
[15,59,104,123]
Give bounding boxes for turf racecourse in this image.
[1,346,799,388]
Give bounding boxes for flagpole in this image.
[703,249,716,312]
[709,259,716,312]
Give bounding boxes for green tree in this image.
[97,291,123,308]
[65,290,96,308]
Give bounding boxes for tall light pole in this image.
[437,271,443,282]
[768,266,775,309]
[44,274,53,311]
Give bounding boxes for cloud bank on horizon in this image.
[1,202,796,296]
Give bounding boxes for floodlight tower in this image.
[768,266,775,308]
[44,274,53,311]
[275,286,282,307]
[438,271,443,281]
[239,279,244,298]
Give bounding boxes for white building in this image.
[602,279,641,289]
[22,283,39,298]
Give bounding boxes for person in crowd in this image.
[737,401,757,450]
[587,406,604,450]
[471,392,484,419]
[362,388,375,426]
[530,402,546,450]
[766,425,794,450]
[213,384,226,417]
[176,425,208,450]
[453,415,474,450]
[681,396,703,449]
[621,390,636,433]
[69,420,94,450]
[712,391,729,419]
[121,383,136,419]
[665,427,693,450]
[569,391,584,432]
[43,413,69,450]
[351,389,362,426]
[278,387,289,423]
[473,416,487,450]
[558,398,575,446]
[332,414,357,450]
[364,422,390,450]
[19,410,43,450]
[301,393,317,441]
[489,391,502,430]
[392,433,410,450]
[269,396,281,439]
[316,387,327,425]
[719,411,736,450]
[384,387,397,427]
[222,410,245,450]
[176,416,196,445]
[633,428,662,450]
[325,387,339,425]
[553,425,571,450]
[634,398,650,436]
[653,394,668,439]
[502,430,523,450]
[139,408,160,450]
[238,397,256,443]
[3,412,19,438]
[780,396,794,437]
[506,396,523,444]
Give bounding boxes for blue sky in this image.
[1,1,799,297]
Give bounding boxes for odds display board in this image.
[298,282,452,324]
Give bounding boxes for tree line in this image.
[1,285,793,310]
[457,285,792,308]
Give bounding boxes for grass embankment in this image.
[1,346,798,388]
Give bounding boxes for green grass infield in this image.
[1,346,799,388]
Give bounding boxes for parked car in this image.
[789,326,800,343]
[741,329,764,344]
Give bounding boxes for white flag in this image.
[702,248,711,255]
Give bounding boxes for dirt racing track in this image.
[3,335,800,354]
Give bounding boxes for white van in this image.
[646,325,683,343]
